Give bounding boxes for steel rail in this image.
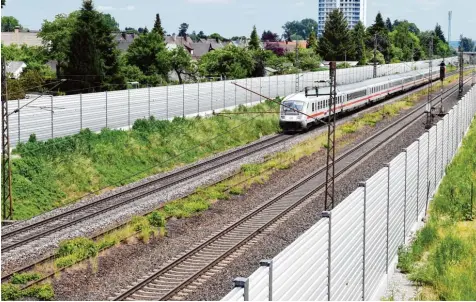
[114,77,469,301]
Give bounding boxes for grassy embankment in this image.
[11,70,469,221]
[12,101,281,220]
[396,118,476,300]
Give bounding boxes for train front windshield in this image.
[281,101,304,115]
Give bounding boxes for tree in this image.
[389,22,422,62]
[1,0,5,8]
[189,30,199,42]
[290,34,304,41]
[434,23,446,43]
[126,31,170,80]
[102,13,119,31]
[249,25,260,50]
[38,12,79,78]
[170,46,196,83]
[307,29,318,53]
[261,30,279,42]
[385,18,393,32]
[62,0,124,92]
[265,43,286,56]
[251,49,272,77]
[1,44,54,77]
[318,9,353,61]
[153,13,165,37]
[125,27,139,34]
[300,18,318,38]
[197,31,207,40]
[351,21,367,64]
[291,48,321,71]
[282,19,318,42]
[209,33,227,42]
[178,23,189,37]
[198,44,254,79]
[460,36,475,52]
[367,12,390,63]
[1,16,21,32]
[143,26,149,34]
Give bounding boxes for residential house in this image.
[1,27,43,46]
[165,34,194,54]
[6,61,27,79]
[263,40,307,53]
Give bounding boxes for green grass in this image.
[1,283,54,301]
[11,100,280,220]
[397,118,476,300]
[10,272,42,285]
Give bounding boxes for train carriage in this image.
[279,69,440,131]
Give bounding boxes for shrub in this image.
[24,284,54,301]
[1,284,22,301]
[148,211,166,228]
[10,272,42,285]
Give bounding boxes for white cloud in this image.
[121,5,135,11]
[97,5,115,11]
[186,0,231,3]
[415,0,441,11]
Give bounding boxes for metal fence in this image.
[222,85,476,301]
[7,58,457,147]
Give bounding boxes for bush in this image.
[10,272,42,285]
[24,284,54,301]
[55,237,98,268]
[1,284,22,301]
[148,211,166,228]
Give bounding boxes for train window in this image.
[312,102,315,112]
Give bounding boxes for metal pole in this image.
[359,182,367,300]
[1,58,13,220]
[322,211,332,301]
[17,98,20,143]
[373,34,378,78]
[128,88,131,128]
[459,37,464,98]
[51,96,54,139]
[259,260,272,301]
[80,93,83,130]
[211,81,213,111]
[166,85,169,120]
[198,80,200,116]
[426,37,434,129]
[385,164,390,273]
[417,140,420,221]
[182,84,185,118]
[105,91,108,128]
[223,80,226,109]
[148,86,151,118]
[404,150,408,241]
[324,61,337,210]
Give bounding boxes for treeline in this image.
[318,10,456,64]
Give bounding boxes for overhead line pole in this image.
[324,61,337,210]
[458,35,464,98]
[425,36,434,129]
[2,58,13,221]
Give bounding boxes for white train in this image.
[279,69,442,131]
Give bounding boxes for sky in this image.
[1,0,475,41]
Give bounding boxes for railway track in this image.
[112,76,472,301]
[1,133,295,254]
[1,71,468,284]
